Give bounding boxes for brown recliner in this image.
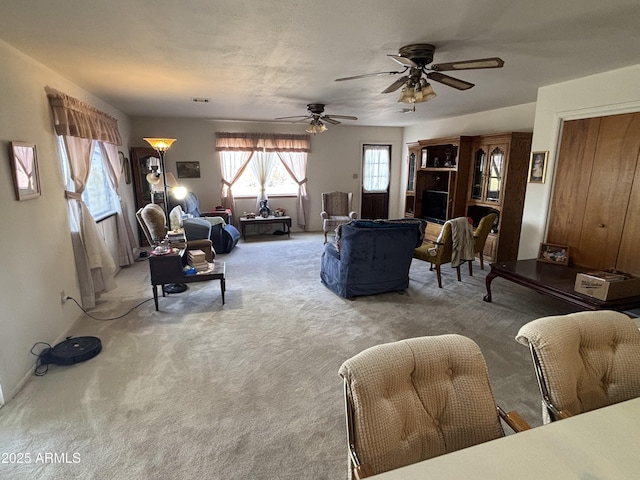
[468,212,497,275]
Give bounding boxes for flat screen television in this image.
[421,189,448,224]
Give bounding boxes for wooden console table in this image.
[484,259,640,311]
[148,250,225,311]
[240,215,291,240]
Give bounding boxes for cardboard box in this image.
[574,271,640,301]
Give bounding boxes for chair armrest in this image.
[497,405,531,432]
[321,211,329,220]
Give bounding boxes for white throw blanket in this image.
[439,217,474,268]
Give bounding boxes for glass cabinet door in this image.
[486,147,504,202]
[470,148,486,200]
[407,152,416,191]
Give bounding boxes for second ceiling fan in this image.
[335,43,504,104]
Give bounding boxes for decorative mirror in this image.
[10,141,41,201]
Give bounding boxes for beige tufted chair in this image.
[321,191,358,244]
[339,335,530,479]
[136,203,215,262]
[516,310,640,424]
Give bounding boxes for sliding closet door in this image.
[548,112,640,272]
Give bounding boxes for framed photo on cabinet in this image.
[10,141,41,201]
[528,151,548,183]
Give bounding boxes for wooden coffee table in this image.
[484,259,640,311]
[240,215,291,240]
[148,250,225,311]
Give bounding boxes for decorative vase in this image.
[259,200,270,218]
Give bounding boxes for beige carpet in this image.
[0,232,581,479]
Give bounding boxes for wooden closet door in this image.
[547,118,600,266]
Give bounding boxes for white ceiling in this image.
[1,0,640,127]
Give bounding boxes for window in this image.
[82,142,118,221]
[232,152,298,196]
[363,145,391,193]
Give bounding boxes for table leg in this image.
[153,285,159,311]
[220,277,226,305]
[483,270,497,302]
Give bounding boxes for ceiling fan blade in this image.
[387,54,418,67]
[324,114,358,121]
[426,72,475,90]
[430,57,504,71]
[321,117,341,125]
[381,76,409,94]
[335,68,407,82]
[274,115,312,121]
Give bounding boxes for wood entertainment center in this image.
[405,132,532,263]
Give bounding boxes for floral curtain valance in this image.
[47,92,122,145]
[215,132,310,152]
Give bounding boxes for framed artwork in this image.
[176,161,201,178]
[537,242,570,265]
[528,151,548,183]
[10,141,41,201]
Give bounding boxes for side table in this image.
[148,250,226,311]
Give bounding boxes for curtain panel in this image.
[47,92,122,145]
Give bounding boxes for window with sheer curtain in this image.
[363,144,391,193]
[232,151,299,196]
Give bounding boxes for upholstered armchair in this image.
[169,191,240,253]
[468,212,498,275]
[321,191,358,244]
[339,335,530,478]
[516,310,640,424]
[320,219,424,298]
[136,203,215,262]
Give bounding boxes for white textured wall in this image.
[519,64,640,259]
[0,39,132,403]
[129,118,403,231]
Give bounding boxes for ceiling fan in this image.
[335,44,504,104]
[275,103,357,134]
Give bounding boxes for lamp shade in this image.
[146,172,161,185]
[143,138,177,152]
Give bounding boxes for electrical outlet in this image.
[60,290,66,304]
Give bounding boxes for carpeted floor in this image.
[0,232,583,479]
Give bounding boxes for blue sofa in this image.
[320,219,425,298]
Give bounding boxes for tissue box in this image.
[574,271,640,301]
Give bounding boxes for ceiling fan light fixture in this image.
[306,119,327,134]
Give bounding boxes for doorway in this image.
[361,144,391,220]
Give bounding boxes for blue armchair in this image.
[320,219,425,298]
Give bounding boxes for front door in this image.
[361,144,391,220]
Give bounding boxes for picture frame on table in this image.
[528,151,548,183]
[9,141,41,201]
[537,242,570,265]
[176,161,201,178]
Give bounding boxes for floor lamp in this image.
[143,137,187,294]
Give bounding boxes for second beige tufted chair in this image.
[516,310,640,424]
[338,334,530,479]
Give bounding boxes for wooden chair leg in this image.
[479,252,485,270]
[435,265,443,288]
[468,259,473,277]
[324,231,327,244]
[456,266,461,282]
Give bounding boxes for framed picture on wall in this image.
[528,151,548,183]
[176,161,201,178]
[10,141,41,201]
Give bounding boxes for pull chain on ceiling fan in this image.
[335,44,504,105]
[275,104,357,134]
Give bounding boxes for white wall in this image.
[0,39,133,403]
[519,64,640,259]
[130,118,404,230]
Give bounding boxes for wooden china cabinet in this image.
[130,146,163,245]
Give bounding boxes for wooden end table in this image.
[239,215,291,240]
[148,250,226,311]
